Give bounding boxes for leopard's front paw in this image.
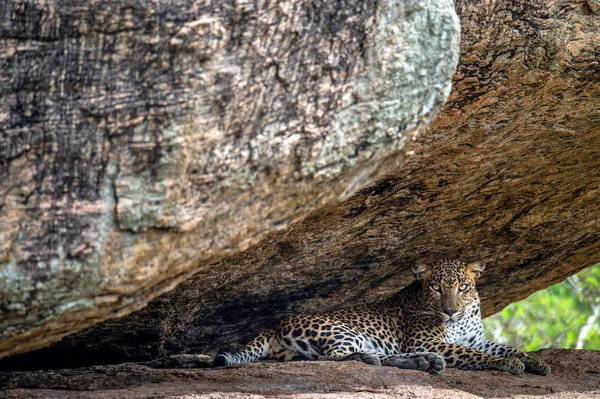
[406,352,446,375]
[349,352,382,366]
[493,357,525,374]
[521,355,551,376]
[421,352,446,375]
[389,352,445,374]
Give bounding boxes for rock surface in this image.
[0,0,459,359]
[1,349,600,398]
[3,0,597,369]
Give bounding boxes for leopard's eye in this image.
[458,284,469,292]
[430,283,441,292]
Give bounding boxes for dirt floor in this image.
[1,349,599,398]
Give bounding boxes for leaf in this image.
[484,263,600,350]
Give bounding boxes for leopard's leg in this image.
[376,353,446,374]
[277,320,371,362]
[317,332,365,362]
[317,333,387,366]
[409,341,525,374]
[269,337,309,362]
[212,329,275,367]
[320,343,444,374]
[323,350,445,374]
[319,349,381,365]
[472,340,550,375]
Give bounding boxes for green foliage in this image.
[483,263,600,351]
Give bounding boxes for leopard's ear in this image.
[412,262,431,281]
[466,261,486,281]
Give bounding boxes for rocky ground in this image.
[1,349,599,399]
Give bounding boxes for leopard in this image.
[212,259,551,375]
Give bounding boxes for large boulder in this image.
[2,0,599,371]
[0,0,460,360]
[1,349,600,398]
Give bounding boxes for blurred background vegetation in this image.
[483,263,600,351]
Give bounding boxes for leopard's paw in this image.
[521,355,551,376]
[421,352,446,375]
[494,357,525,374]
[349,352,382,366]
[403,352,445,375]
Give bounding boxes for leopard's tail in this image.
[212,329,275,367]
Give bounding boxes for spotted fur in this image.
[212,259,550,376]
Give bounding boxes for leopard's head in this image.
[411,259,484,324]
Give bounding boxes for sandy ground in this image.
[1,349,599,398]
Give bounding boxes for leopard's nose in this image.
[444,308,457,316]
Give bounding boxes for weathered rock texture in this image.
[2,0,596,370]
[0,0,460,360]
[1,349,600,398]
